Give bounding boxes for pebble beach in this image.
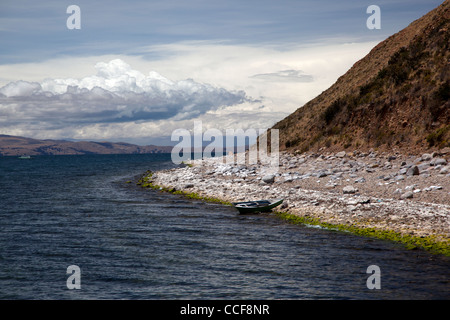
[143,148,450,253]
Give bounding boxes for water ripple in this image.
[0,154,449,299]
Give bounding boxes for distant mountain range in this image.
[272,0,449,155]
[0,134,173,156]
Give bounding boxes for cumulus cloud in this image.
[0,41,378,144]
[0,59,248,129]
[0,80,42,97]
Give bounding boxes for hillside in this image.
[0,135,173,156]
[272,0,449,155]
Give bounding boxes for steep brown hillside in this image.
[273,0,449,155]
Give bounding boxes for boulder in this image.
[316,171,328,178]
[416,165,429,174]
[343,185,358,194]
[354,177,366,183]
[406,165,419,176]
[335,151,346,158]
[388,155,397,161]
[262,174,275,184]
[430,158,447,166]
[400,191,414,199]
[439,166,450,174]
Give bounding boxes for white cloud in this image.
[0,80,42,97]
[251,69,314,82]
[0,59,248,130]
[0,40,378,144]
[138,40,378,111]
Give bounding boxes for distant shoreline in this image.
[0,134,173,156]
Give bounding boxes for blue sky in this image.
[0,0,444,145]
[1,0,441,63]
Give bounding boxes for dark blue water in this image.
[0,154,448,299]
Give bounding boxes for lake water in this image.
[0,154,448,299]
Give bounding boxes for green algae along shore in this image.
[138,150,450,256]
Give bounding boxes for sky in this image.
[0,0,444,145]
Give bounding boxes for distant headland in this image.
[0,134,173,156]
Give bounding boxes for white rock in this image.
[400,191,414,199]
[421,153,432,161]
[343,186,358,194]
[354,177,366,183]
[439,166,450,174]
[262,174,275,184]
[335,151,346,158]
[430,158,447,166]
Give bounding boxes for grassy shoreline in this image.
[137,171,450,257]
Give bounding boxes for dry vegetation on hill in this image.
[273,0,449,155]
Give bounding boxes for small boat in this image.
[232,199,283,214]
[18,155,32,159]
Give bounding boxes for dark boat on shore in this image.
[232,199,283,214]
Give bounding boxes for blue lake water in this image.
[0,154,448,299]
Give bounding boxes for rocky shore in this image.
[143,148,450,254]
